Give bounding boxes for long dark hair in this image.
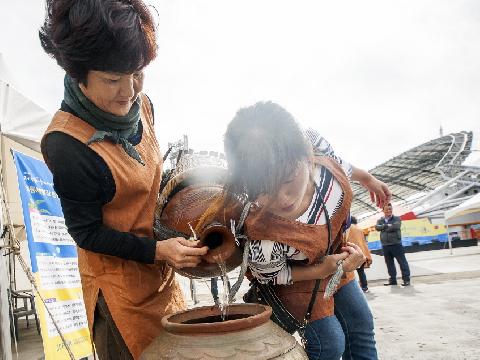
[224,101,311,200]
[39,0,157,83]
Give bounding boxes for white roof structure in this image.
[354,130,480,226]
[444,193,480,225]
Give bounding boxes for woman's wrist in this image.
[351,165,373,184]
[292,262,337,282]
[359,172,375,187]
[315,263,333,279]
[155,241,165,261]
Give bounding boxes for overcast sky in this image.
[0,0,478,169]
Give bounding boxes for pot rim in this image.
[200,223,237,264]
[161,303,272,335]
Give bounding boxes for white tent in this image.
[0,53,51,226]
[1,53,51,153]
[444,192,480,225]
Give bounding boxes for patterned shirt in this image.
[248,128,352,285]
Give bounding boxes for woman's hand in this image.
[320,253,350,276]
[351,166,391,208]
[361,176,391,209]
[155,238,208,268]
[341,242,366,272]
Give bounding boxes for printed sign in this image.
[12,150,91,360]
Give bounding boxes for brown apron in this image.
[41,94,185,359]
[347,224,372,268]
[244,156,354,322]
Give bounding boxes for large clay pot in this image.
[156,183,243,278]
[140,304,307,359]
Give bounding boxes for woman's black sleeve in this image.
[42,131,157,264]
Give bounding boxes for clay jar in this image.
[157,184,243,278]
[140,304,307,359]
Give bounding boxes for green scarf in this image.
[63,75,144,165]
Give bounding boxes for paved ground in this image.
[11,243,480,359]
[368,272,480,360]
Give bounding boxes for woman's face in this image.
[256,160,313,219]
[79,70,144,116]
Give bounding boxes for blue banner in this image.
[12,150,91,360]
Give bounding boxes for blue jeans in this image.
[304,315,345,360]
[303,281,378,360]
[334,280,378,360]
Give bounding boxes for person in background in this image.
[470,226,477,240]
[348,216,373,292]
[375,203,411,286]
[39,1,207,358]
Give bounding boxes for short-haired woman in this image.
[39,1,207,358]
[224,101,389,359]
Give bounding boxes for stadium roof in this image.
[351,131,476,217]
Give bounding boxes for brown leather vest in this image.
[348,224,372,268]
[244,156,355,322]
[41,94,185,359]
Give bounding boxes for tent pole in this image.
[1,135,16,292]
[0,138,13,360]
